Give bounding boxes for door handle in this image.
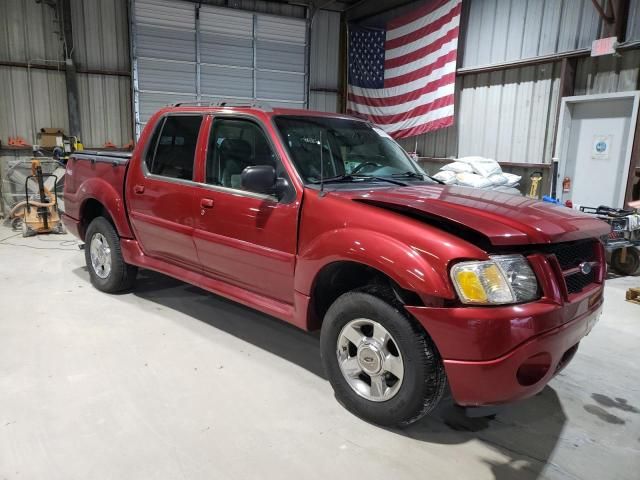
[133,184,145,194]
[200,198,214,208]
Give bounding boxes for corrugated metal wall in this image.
[462,0,601,68]
[71,0,130,72]
[0,0,63,62]
[0,67,69,146]
[575,49,640,95]
[309,10,341,112]
[1,0,67,145]
[627,0,640,42]
[458,62,561,163]
[399,62,562,164]
[0,0,132,148]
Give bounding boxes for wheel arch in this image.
[79,198,113,240]
[75,177,133,241]
[306,260,433,331]
[297,228,455,330]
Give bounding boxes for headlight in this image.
[450,255,539,305]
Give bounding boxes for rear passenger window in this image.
[145,116,202,180]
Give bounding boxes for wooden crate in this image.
[626,288,640,305]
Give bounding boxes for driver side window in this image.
[206,118,277,190]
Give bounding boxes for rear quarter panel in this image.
[64,156,133,239]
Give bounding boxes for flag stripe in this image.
[348,75,455,113]
[385,2,461,52]
[392,115,455,139]
[385,27,459,70]
[385,42,457,85]
[385,17,458,63]
[350,61,456,100]
[386,0,459,39]
[385,51,456,89]
[349,94,455,126]
[350,103,454,135]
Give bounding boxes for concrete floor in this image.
[0,225,639,480]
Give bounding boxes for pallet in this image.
[626,288,640,305]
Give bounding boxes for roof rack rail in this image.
[172,99,273,111]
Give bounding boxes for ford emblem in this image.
[579,262,593,275]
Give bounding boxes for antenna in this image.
[319,129,325,197]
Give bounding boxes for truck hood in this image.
[333,185,611,246]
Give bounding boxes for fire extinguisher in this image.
[562,176,571,192]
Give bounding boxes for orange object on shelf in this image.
[8,136,30,147]
[103,141,117,149]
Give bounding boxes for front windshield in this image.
[274,115,427,184]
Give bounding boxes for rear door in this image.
[191,116,300,304]
[126,114,204,268]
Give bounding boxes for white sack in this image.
[488,173,508,186]
[432,170,457,184]
[467,158,502,177]
[502,172,522,187]
[441,161,473,173]
[455,172,493,189]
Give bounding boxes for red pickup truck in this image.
[63,103,610,426]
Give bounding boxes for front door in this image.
[126,115,204,268]
[191,117,299,304]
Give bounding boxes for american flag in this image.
[347,0,461,139]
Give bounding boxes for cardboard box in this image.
[38,128,65,148]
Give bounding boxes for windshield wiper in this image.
[309,174,408,186]
[308,174,353,184]
[391,171,445,185]
[354,175,408,186]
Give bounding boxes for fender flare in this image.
[77,177,133,239]
[295,228,455,300]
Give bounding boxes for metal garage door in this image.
[131,0,308,137]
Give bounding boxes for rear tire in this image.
[611,247,640,276]
[320,290,446,427]
[84,217,137,292]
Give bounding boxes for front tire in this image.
[320,290,446,427]
[84,217,137,292]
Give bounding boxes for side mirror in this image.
[241,165,278,195]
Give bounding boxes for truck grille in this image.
[546,240,600,295]
[565,270,596,294]
[549,241,596,270]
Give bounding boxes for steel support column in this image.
[61,0,81,139]
[195,3,201,102]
